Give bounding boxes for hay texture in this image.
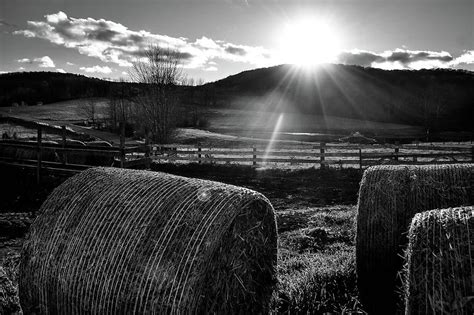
[356,164,473,314]
[19,167,278,314]
[403,206,473,315]
[1,266,21,314]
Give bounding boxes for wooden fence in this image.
[151,143,473,169]
[0,125,150,183]
[0,125,472,184]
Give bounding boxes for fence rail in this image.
[0,125,473,183]
[150,143,473,169]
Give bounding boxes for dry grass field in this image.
[0,98,425,143]
[0,165,365,314]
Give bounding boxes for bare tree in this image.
[107,79,135,133]
[81,99,97,124]
[130,45,184,143]
[79,90,97,125]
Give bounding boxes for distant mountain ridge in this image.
[0,72,111,107]
[204,64,474,131]
[1,65,473,132]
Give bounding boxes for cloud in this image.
[336,49,456,70]
[56,68,66,73]
[204,66,218,71]
[80,65,112,74]
[451,50,474,66]
[35,56,55,68]
[0,19,17,28]
[224,44,247,56]
[14,11,275,71]
[17,56,55,68]
[18,58,32,64]
[66,61,74,66]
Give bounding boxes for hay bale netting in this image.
[403,206,474,315]
[19,167,278,314]
[356,164,473,314]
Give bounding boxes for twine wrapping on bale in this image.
[19,167,278,314]
[356,164,473,314]
[403,206,474,315]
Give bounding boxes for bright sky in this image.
[1,0,473,82]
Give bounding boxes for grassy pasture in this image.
[0,98,425,143]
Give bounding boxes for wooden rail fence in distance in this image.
[0,125,472,183]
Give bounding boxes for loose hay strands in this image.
[0,266,21,314]
[404,207,474,315]
[19,167,278,314]
[356,164,473,314]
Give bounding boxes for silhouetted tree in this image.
[130,45,184,143]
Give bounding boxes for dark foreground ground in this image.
[0,164,366,314]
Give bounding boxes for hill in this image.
[202,64,474,132]
[2,65,473,133]
[0,72,112,107]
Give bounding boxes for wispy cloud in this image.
[14,11,275,71]
[80,65,112,74]
[204,66,218,72]
[17,56,55,68]
[0,19,17,28]
[451,50,474,66]
[335,48,469,70]
[17,58,31,64]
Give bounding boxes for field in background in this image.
[204,107,423,141]
[0,98,427,144]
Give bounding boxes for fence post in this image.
[36,126,42,184]
[320,142,326,169]
[144,129,150,169]
[359,148,362,170]
[252,146,257,166]
[61,125,67,165]
[120,122,125,168]
[394,142,399,162]
[198,143,202,164]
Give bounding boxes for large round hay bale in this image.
[404,206,474,315]
[356,164,473,314]
[19,167,278,314]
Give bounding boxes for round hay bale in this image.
[65,139,86,147]
[84,140,114,166]
[19,167,278,314]
[356,164,473,314]
[86,140,112,147]
[404,206,474,315]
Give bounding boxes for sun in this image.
[279,18,340,66]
